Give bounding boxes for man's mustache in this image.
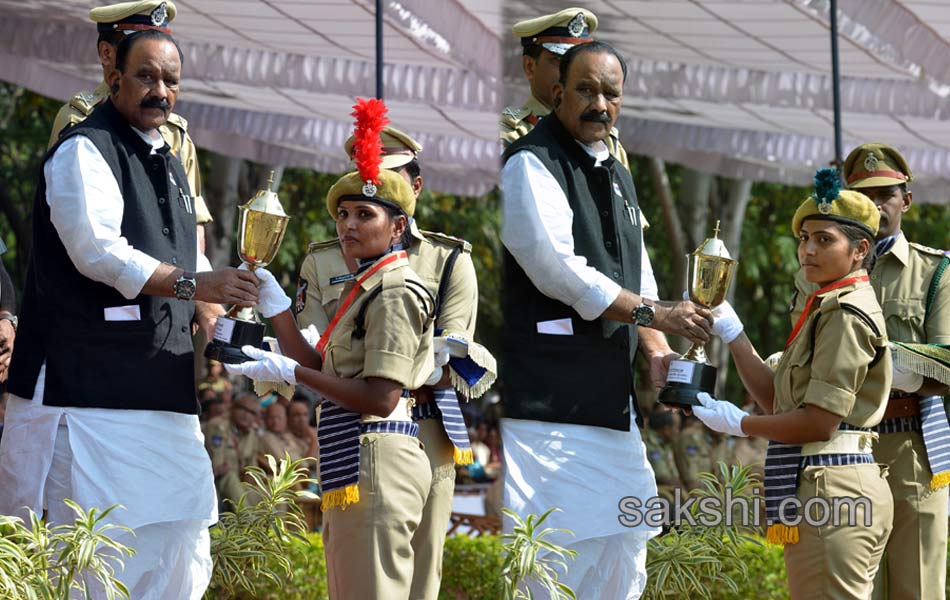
[580,110,610,124]
[140,96,171,111]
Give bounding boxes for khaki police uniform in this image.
[673,420,712,491]
[202,415,259,507]
[48,81,212,224]
[258,429,306,464]
[299,126,478,600]
[319,252,435,600]
[775,274,893,600]
[644,428,681,502]
[790,144,950,600]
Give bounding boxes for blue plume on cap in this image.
[813,167,841,207]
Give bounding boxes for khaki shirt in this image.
[258,430,306,464]
[203,416,259,503]
[673,423,711,489]
[792,235,950,346]
[644,428,680,486]
[775,273,890,427]
[320,254,435,397]
[48,81,212,224]
[296,223,477,342]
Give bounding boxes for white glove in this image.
[424,338,452,386]
[891,362,923,393]
[240,265,291,318]
[712,300,744,344]
[693,392,749,437]
[300,324,321,346]
[225,345,299,385]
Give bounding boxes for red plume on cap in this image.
[350,97,389,189]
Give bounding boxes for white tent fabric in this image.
[0,0,502,197]
[504,0,950,205]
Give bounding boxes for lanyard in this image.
[784,274,868,349]
[315,251,407,357]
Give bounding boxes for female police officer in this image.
[227,158,436,598]
[690,169,893,599]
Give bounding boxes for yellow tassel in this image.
[320,484,359,511]
[766,524,800,545]
[454,447,474,465]
[931,471,950,491]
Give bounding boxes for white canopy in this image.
[505,0,950,204]
[0,0,502,196]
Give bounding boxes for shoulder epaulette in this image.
[166,112,188,132]
[419,229,472,253]
[501,105,531,127]
[908,241,946,258]
[307,238,341,253]
[67,90,100,116]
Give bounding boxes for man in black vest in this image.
[499,41,712,599]
[0,30,259,599]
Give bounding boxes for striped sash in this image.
[919,397,950,489]
[317,396,420,511]
[411,389,473,465]
[763,441,802,544]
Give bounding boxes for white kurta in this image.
[500,140,661,600]
[0,129,216,599]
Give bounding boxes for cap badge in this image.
[362,182,378,197]
[151,2,168,27]
[568,13,585,37]
[818,199,832,214]
[863,153,879,173]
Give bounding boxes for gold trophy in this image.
[205,171,290,364]
[658,221,738,408]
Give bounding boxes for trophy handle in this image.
[681,342,707,363]
[224,262,260,320]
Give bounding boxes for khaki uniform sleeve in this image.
[673,430,707,490]
[362,284,432,388]
[926,261,950,344]
[434,250,478,340]
[804,309,878,418]
[295,253,331,332]
[48,104,83,149]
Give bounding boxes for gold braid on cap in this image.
[350,98,389,198]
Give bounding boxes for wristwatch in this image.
[173,271,197,300]
[0,313,17,331]
[632,298,655,326]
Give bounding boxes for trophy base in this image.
[658,359,717,409]
[204,317,265,364]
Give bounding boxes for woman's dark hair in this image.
[115,29,183,72]
[836,222,875,269]
[558,40,627,85]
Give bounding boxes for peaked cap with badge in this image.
[90,0,176,34]
[512,7,597,56]
[842,142,914,189]
[344,126,422,171]
[792,167,879,237]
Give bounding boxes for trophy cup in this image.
[205,171,290,364]
[658,221,738,408]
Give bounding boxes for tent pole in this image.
[376,0,384,99]
[830,0,843,169]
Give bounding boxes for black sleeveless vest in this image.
[501,113,644,431]
[8,99,198,413]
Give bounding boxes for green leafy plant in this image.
[0,501,134,600]
[439,535,505,599]
[500,507,577,600]
[643,462,764,599]
[204,453,318,599]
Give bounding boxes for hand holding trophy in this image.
[658,221,738,408]
[205,171,290,364]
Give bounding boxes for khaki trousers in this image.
[323,432,432,600]
[871,431,949,600]
[409,418,457,600]
[784,462,893,600]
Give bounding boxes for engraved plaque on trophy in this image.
[205,171,290,364]
[658,221,738,408]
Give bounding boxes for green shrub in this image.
[439,536,505,600]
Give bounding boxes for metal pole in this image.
[376,0,384,99]
[830,0,843,169]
